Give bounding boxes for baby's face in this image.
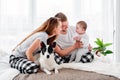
[76,24,85,34]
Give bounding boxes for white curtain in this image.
[114,0,120,62]
[0,0,33,52]
[0,0,33,35]
[0,0,115,62]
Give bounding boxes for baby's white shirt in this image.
[74,33,89,48]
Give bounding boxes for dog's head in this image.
[40,41,56,59]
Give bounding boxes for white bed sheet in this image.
[60,58,120,79]
[0,50,120,79]
[0,50,19,80]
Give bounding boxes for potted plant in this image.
[93,38,113,57]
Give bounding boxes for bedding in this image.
[13,55,120,80]
[13,69,120,80]
[0,50,20,80]
[0,50,120,80]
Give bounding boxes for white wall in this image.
[115,0,120,62]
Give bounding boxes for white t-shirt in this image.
[74,33,89,48]
[56,26,76,49]
[12,32,48,57]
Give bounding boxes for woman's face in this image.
[54,21,62,35]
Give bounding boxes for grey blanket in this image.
[13,68,120,80]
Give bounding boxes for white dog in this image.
[38,42,82,75]
[39,42,60,74]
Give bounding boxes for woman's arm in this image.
[26,39,41,62]
[54,41,83,57]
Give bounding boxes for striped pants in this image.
[54,51,94,64]
[9,55,40,74]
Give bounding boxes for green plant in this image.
[93,38,113,56]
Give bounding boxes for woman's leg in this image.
[9,55,40,74]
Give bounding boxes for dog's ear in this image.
[48,45,53,54]
[51,42,56,48]
[40,41,46,55]
[48,42,56,54]
[41,41,46,48]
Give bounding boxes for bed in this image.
[0,50,120,80]
[13,69,120,80]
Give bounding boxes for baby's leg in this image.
[69,50,77,63]
[75,49,88,62]
[69,53,75,63]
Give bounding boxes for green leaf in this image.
[101,52,106,56]
[105,50,113,54]
[103,43,112,47]
[93,47,99,51]
[98,47,106,51]
[95,38,103,47]
[95,41,100,46]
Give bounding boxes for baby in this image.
[69,21,89,63]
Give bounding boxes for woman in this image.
[9,17,62,74]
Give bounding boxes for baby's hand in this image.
[73,36,81,41]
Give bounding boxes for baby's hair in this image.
[77,21,87,31]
